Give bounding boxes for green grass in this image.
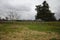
[50,38,57,40]
[0,21,60,33]
[0,21,60,40]
[27,22,60,32]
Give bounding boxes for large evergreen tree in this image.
[35,1,56,21]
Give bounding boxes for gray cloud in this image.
[0,0,60,20]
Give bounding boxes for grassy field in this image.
[0,21,60,40]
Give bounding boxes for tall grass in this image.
[0,21,60,33]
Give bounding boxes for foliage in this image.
[58,19,60,21]
[35,1,56,21]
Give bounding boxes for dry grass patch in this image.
[0,27,60,40]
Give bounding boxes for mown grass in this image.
[0,21,60,33]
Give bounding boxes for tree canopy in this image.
[35,1,56,21]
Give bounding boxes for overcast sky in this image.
[0,0,60,20]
